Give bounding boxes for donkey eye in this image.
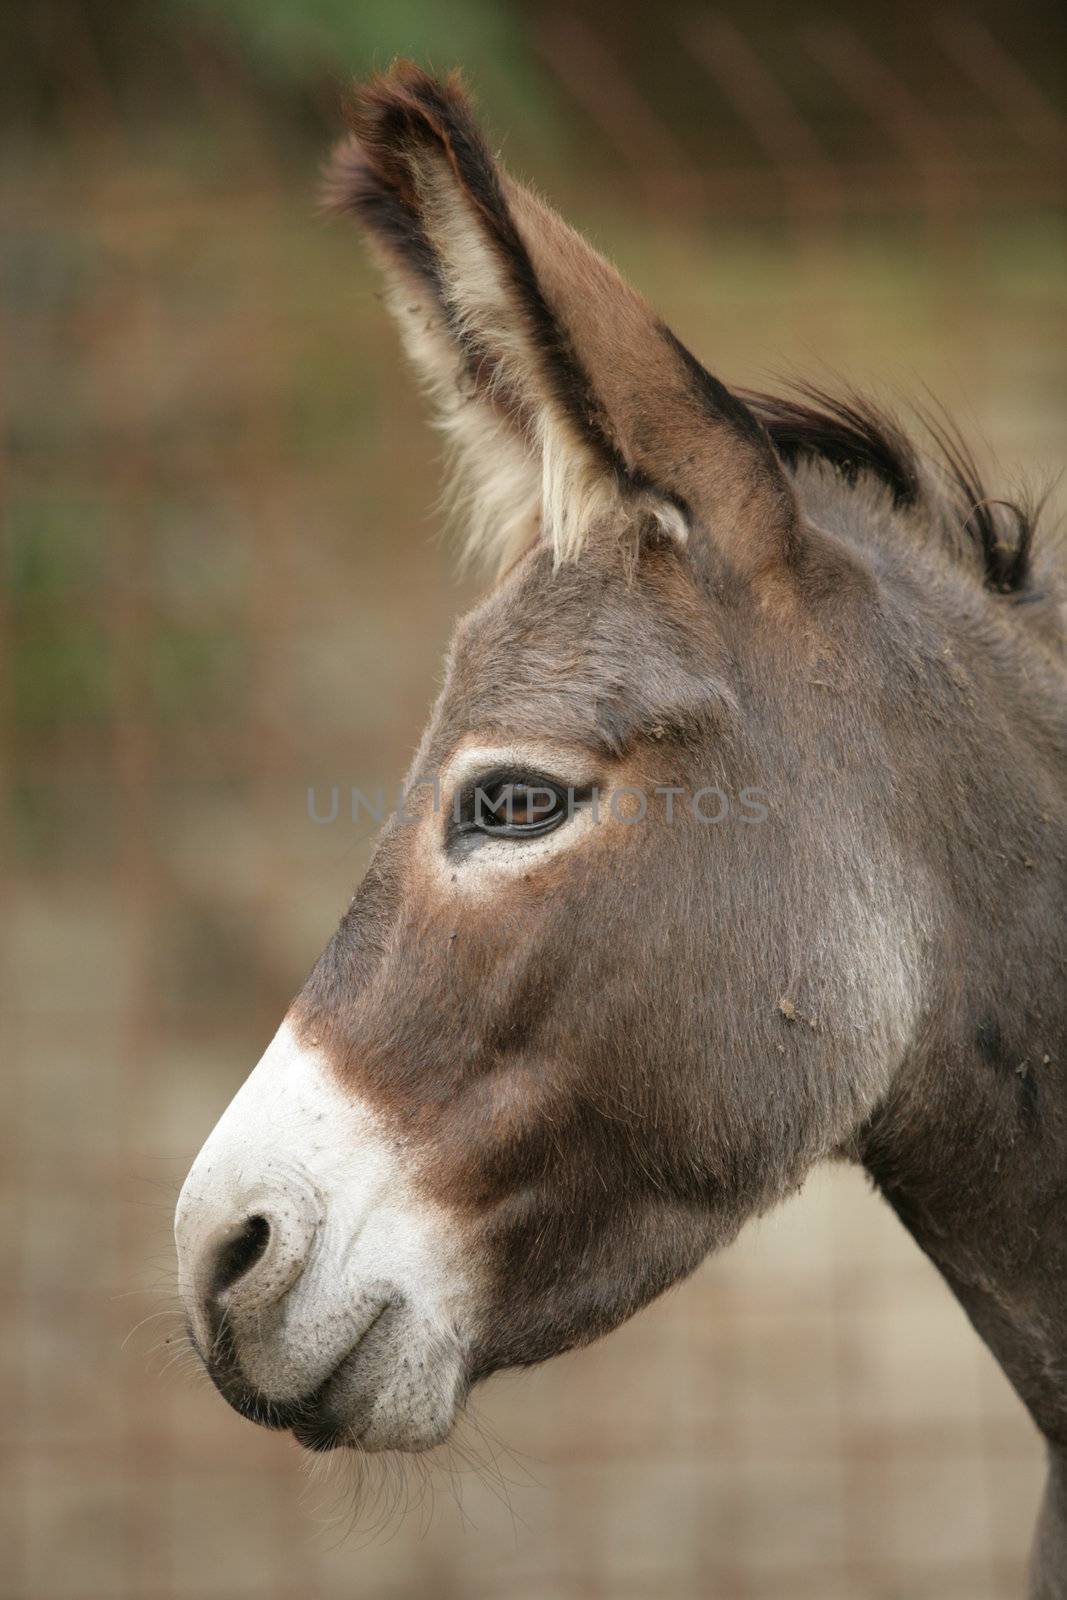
[455,774,576,841]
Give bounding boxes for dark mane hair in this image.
[744,383,1040,596]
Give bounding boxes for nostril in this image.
[181,1187,320,1343]
[210,1213,271,1300]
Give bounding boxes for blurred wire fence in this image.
[3,3,1064,1597]
[6,3,1063,215]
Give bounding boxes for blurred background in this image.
[3,2,1064,1597]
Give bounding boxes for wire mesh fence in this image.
[4,7,1064,1596]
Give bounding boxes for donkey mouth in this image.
[288,1305,396,1453]
[214,1353,370,1449]
[289,1396,352,1453]
[202,1300,394,1447]
[202,1298,466,1454]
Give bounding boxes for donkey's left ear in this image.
[326,62,801,581]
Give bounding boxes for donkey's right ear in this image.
[324,70,544,571]
[326,62,802,589]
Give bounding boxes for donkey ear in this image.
[326,63,800,580]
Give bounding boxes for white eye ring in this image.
[422,742,603,892]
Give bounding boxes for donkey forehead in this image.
[435,546,736,753]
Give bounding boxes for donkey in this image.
[175,65,1067,1593]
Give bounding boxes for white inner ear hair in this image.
[401,148,688,574]
[377,264,541,574]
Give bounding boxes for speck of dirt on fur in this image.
[778,995,818,1031]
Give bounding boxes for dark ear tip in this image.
[370,58,472,110]
[325,61,478,216]
[344,59,474,146]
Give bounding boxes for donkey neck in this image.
[861,1095,1067,1444]
[854,572,1067,1446]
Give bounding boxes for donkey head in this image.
[175,66,924,1453]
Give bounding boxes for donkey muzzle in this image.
[174,1018,471,1451]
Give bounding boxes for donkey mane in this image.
[747,383,1043,599]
